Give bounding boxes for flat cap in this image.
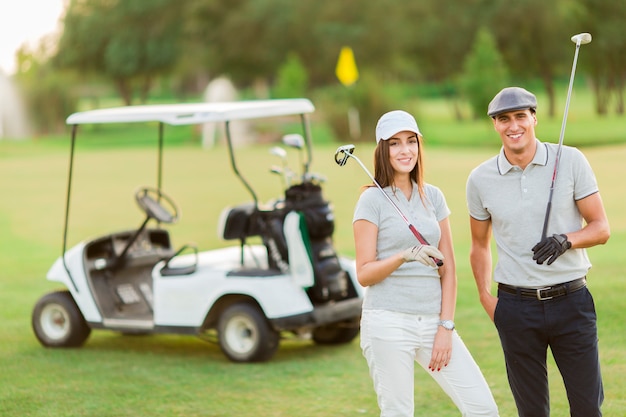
[487,87,537,117]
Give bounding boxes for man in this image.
[466,86,610,417]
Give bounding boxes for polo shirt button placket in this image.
[520,171,529,195]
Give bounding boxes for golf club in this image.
[282,134,306,179]
[541,32,592,239]
[304,172,327,185]
[334,144,443,266]
[270,146,289,188]
[270,145,288,164]
[270,165,288,189]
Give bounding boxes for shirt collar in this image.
[496,139,548,175]
[388,180,418,201]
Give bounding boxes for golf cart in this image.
[31,99,363,363]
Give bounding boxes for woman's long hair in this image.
[372,135,425,201]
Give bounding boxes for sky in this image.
[0,0,66,75]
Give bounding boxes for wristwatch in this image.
[439,320,455,330]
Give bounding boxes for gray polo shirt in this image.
[466,139,598,287]
[353,182,450,314]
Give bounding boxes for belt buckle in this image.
[536,287,553,300]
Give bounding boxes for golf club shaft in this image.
[541,34,590,239]
[337,148,443,266]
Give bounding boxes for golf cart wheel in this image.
[312,319,360,345]
[32,291,91,348]
[217,303,279,363]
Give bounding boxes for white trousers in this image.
[360,310,499,417]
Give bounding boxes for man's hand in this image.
[479,293,498,322]
[402,245,444,268]
[532,233,571,265]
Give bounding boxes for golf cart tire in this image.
[32,291,91,348]
[217,303,279,363]
[312,319,360,345]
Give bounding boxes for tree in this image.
[458,28,510,119]
[402,0,487,84]
[55,0,182,105]
[574,0,626,115]
[184,0,408,89]
[487,0,573,118]
[14,35,79,134]
[273,53,309,99]
[183,0,296,90]
[46,0,624,119]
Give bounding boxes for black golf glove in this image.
[532,234,571,265]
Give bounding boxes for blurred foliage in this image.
[14,35,79,135]
[573,0,626,115]
[54,0,183,105]
[8,0,626,138]
[272,53,309,99]
[486,0,571,117]
[458,28,510,119]
[314,70,396,143]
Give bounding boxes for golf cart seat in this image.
[219,202,287,273]
[219,202,263,243]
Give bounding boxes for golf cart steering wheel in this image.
[134,187,180,224]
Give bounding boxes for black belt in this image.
[498,277,586,300]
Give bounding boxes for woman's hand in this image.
[429,327,453,372]
[402,245,444,267]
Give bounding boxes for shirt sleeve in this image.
[569,147,599,200]
[466,168,490,221]
[425,184,451,222]
[353,187,381,226]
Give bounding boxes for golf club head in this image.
[269,165,283,175]
[270,146,287,159]
[304,172,327,184]
[334,144,355,166]
[282,133,304,149]
[571,33,592,45]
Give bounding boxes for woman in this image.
[353,110,499,417]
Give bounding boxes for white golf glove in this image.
[402,245,444,268]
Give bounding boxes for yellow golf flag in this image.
[335,47,359,87]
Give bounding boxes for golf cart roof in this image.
[66,98,315,126]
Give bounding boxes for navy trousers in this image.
[494,286,603,417]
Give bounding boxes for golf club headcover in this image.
[532,233,571,265]
[402,245,445,268]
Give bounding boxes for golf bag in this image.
[263,182,349,303]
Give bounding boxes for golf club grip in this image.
[408,224,444,267]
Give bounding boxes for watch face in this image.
[440,320,454,330]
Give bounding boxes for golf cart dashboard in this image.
[85,229,174,270]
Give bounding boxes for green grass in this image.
[1,118,625,416]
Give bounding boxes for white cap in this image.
[375,110,421,144]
